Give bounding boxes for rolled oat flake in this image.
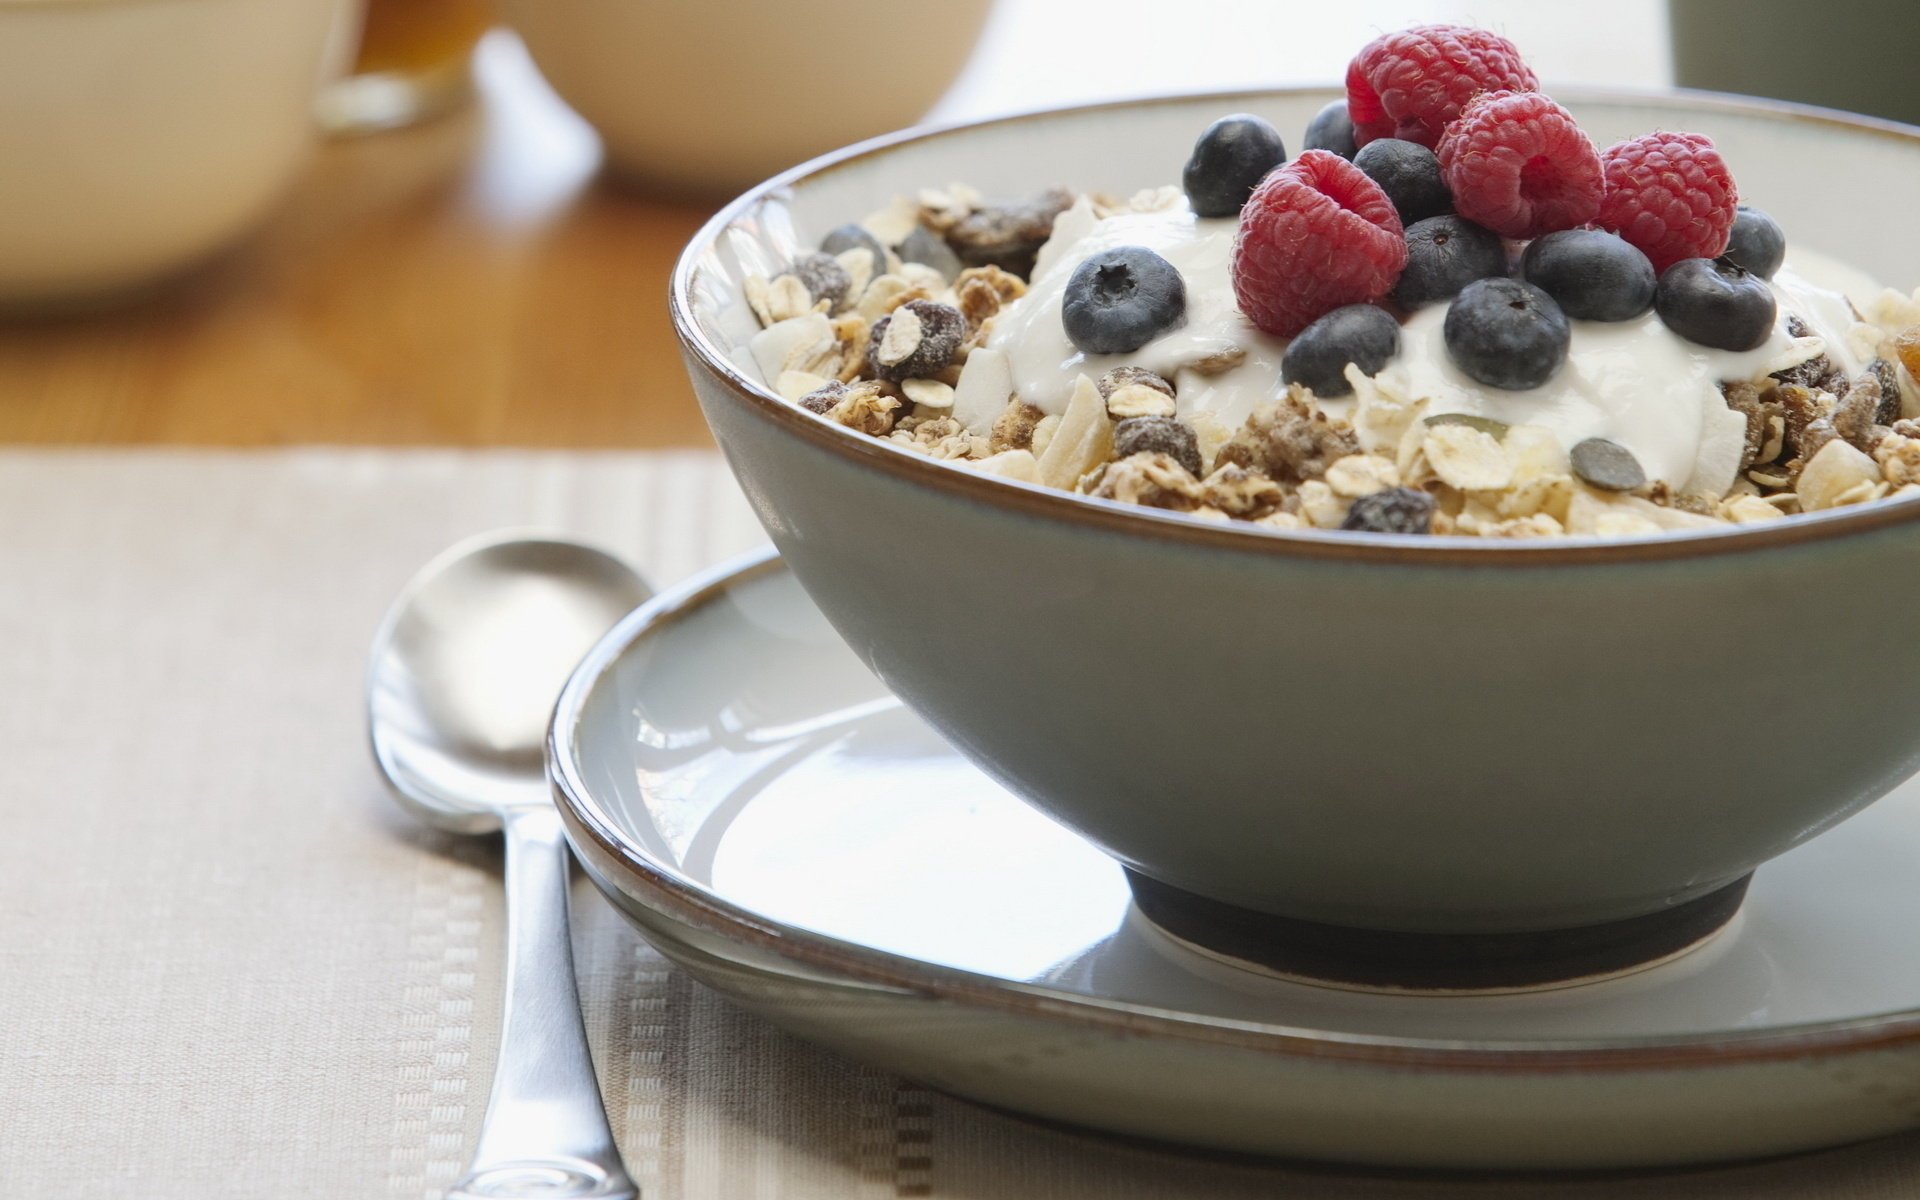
[1570,437,1647,492]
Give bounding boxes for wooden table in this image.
[0,6,1670,449]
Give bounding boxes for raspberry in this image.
[1596,132,1739,273]
[1346,25,1540,149]
[1231,150,1407,337]
[1435,91,1603,240]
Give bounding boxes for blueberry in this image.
[1281,304,1400,397]
[1352,138,1451,225]
[820,224,890,275]
[1394,215,1506,309]
[1182,114,1288,218]
[1341,487,1435,534]
[1655,258,1778,352]
[1061,246,1187,354]
[1724,205,1786,279]
[1303,99,1358,160]
[1520,230,1656,322]
[1443,278,1571,391]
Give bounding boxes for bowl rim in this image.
[669,84,1920,567]
[549,546,1920,1072]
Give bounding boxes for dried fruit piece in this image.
[868,300,966,381]
[1341,487,1435,534]
[1113,416,1203,477]
[1894,326,1920,382]
[1570,438,1647,492]
[1863,360,1904,426]
[946,187,1074,278]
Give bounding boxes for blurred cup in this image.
[318,0,492,134]
[1670,0,1920,126]
[0,0,359,309]
[495,0,996,196]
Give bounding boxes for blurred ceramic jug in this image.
[0,0,359,309]
[1671,0,1920,126]
[496,0,995,194]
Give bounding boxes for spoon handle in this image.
[448,806,638,1200]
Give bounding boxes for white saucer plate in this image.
[551,549,1920,1171]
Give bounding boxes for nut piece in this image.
[1569,438,1647,492]
[1798,438,1882,510]
[1215,390,1359,483]
[1036,374,1114,490]
[868,300,967,381]
[989,398,1045,452]
[946,187,1075,278]
[1113,416,1202,477]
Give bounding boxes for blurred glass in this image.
[1670,0,1920,126]
[319,0,492,134]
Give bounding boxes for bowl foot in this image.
[1125,870,1752,994]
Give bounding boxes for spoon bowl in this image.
[370,533,652,832]
[367,529,650,1200]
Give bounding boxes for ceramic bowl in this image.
[495,0,993,195]
[670,89,1920,958]
[0,0,357,308]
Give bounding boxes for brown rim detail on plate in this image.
[549,548,1920,1075]
[668,85,1920,568]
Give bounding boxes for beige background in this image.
[5,449,1920,1197]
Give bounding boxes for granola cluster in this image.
[738,183,1920,538]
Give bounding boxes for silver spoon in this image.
[369,531,650,1200]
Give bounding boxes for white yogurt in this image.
[985,198,1873,492]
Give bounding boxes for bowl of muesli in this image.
[670,26,1920,988]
